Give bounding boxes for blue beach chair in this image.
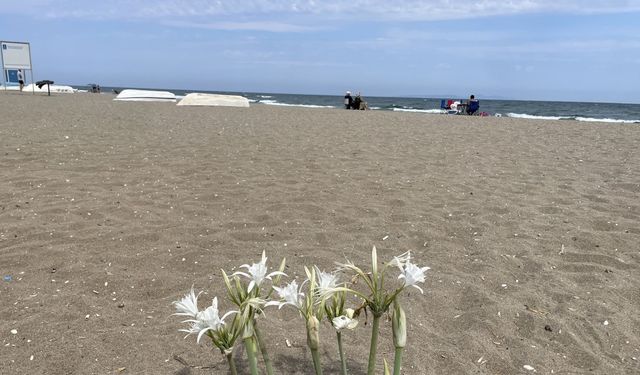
[467,99,480,115]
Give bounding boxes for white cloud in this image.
[163,20,321,33]
[4,0,640,24]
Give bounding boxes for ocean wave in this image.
[575,117,640,124]
[393,108,445,114]
[259,100,335,109]
[506,113,571,121]
[507,112,639,123]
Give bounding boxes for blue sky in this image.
[2,1,640,103]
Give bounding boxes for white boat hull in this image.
[177,93,250,107]
[114,89,176,102]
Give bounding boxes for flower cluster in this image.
[172,246,429,375]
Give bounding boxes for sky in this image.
[1,1,640,103]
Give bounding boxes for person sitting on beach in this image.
[466,95,480,115]
[344,91,353,109]
[352,93,361,110]
[352,93,369,110]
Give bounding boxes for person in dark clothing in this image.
[344,91,353,109]
[352,94,362,110]
[18,69,25,91]
[466,95,480,115]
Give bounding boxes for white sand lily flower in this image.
[388,251,412,271]
[182,297,236,343]
[398,261,430,293]
[332,315,356,330]
[179,317,208,340]
[314,266,341,299]
[233,251,287,292]
[332,308,359,331]
[173,287,202,318]
[266,280,305,310]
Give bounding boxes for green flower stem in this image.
[243,336,259,375]
[226,352,238,375]
[367,315,381,375]
[310,346,323,375]
[254,323,274,375]
[306,329,323,375]
[337,331,348,375]
[393,347,404,375]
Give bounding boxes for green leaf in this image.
[383,359,391,375]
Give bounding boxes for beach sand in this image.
[1,92,639,374]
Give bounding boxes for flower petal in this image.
[172,288,201,318]
[231,271,251,279]
[411,284,424,294]
[266,271,288,279]
[196,328,210,343]
[221,310,237,321]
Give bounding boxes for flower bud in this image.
[306,316,321,350]
[392,301,406,348]
[371,246,379,276]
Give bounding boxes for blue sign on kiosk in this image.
[5,69,18,84]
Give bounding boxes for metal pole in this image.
[28,42,34,95]
[0,40,6,93]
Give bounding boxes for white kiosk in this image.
[1,40,34,93]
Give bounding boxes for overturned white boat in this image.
[114,89,176,102]
[177,93,250,107]
[21,83,77,94]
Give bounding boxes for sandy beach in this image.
[1,92,639,374]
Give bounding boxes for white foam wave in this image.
[259,100,335,109]
[575,117,639,124]
[393,108,445,114]
[507,112,638,123]
[506,113,570,121]
[259,95,272,98]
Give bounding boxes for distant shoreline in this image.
[8,84,640,123]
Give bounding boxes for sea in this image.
[98,86,640,124]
